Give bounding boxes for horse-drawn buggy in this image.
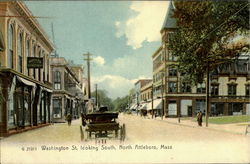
[80,107,126,142]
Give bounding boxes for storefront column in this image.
[192,99,196,117]
[243,103,246,115]
[224,103,229,116]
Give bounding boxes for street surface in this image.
[1,114,249,163]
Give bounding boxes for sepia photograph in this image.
[0,0,249,163]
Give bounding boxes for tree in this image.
[112,95,130,112]
[91,89,114,110]
[169,1,249,84]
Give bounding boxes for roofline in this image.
[152,46,162,58]
[16,1,55,51]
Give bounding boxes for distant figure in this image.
[197,111,202,126]
[66,113,72,126]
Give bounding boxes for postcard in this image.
[0,1,249,163]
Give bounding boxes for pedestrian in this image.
[66,113,72,126]
[197,111,202,126]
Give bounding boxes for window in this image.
[228,84,237,96]
[8,24,14,68]
[53,98,62,118]
[54,71,61,90]
[196,99,205,114]
[26,39,30,76]
[197,83,206,94]
[246,84,250,96]
[33,45,36,79]
[168,50,177,61]
[17,33,23,73]
[181,82,191,93]
[211,84,219,96]
[169,67,177,76]
[168,81,177,93]
[38,50,41,81]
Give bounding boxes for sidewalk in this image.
[131,114,249,135]
[160,117,249,135]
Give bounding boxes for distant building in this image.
[152,2,250,117]
[0,1,54,136]
[50,57,86,122]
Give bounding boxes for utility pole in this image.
[151,84,154,119]
[83,52,92,99]
[95,84,98,107]
[206,61,210,127]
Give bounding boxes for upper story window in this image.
[17,33,23,73]
[168,81,177,93]
[33,45,36,79]
[245,84,250,96]
[8,24,14,69]
[168,66,177,76]
[197,83,206,94]
[168,50,177,61]
[26,39,30,76]
[54,71,61,90]
[181,82,191,93]
[211,84,219,96]
[228,83,237,96]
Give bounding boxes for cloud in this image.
[92,74,151,99]
[93,56,105,66]
[115,1,169,49]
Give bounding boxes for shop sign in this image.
[27,57,43,68]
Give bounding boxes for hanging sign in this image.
[27,57,43,68]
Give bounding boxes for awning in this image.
[0,30,5,52]
[146,102,153,111]
[139,103,147,110]
[42,87,53,93]
[129,104,136,110]
[153,99,162,110]
[16,76,36,88]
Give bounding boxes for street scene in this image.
[0,1,250,163]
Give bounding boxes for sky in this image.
[25,1,169,99]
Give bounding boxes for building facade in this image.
[0,1,54,136]
[50,57,86,122]
[152,2,250,117]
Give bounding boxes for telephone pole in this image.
[95,84,98,107]
[83,52,92,99]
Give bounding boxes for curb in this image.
[156,119,247,136]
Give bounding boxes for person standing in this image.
[66,113,72,126]
[197,111,202,126]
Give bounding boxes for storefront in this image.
[0,70,52,136]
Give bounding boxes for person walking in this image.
[66,113,72,126]
[197,111,202,126]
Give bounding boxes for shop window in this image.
[197,83,206,94]
[54,71,61,90]
[211,84,219,96]
[228,84,237,96]
[246,84,250,96]
[17,33,23,73]
[8,24,14,69]
[169,67,177,76]
[168,81,177,93]
[196,99,205,114]
[228,103,243,115]
[181,82,191,93]
[53,98,62,118]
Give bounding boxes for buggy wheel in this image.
[120,124,126,141]
[80,126,84,141]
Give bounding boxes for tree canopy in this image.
[169,1,250,84]
[91,89,114,110]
